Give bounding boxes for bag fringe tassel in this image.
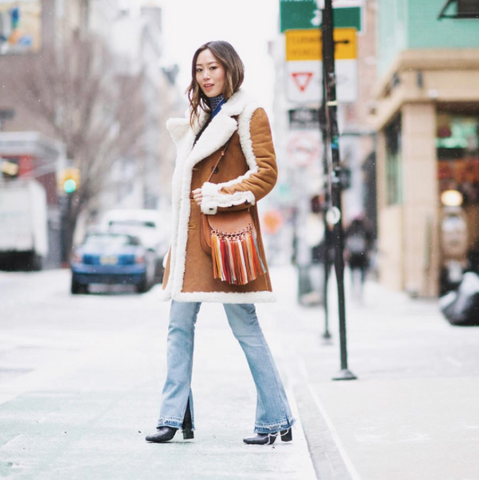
[211,225,266,285]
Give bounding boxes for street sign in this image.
[289,108,320,130]
[286,60,322,103]
[292,72,314,91]
[287,130,322,167]
[285,28,358,103]
[280,0,362,33]
[335,59,357,102]
[286,60,357,103]
[285,28,357,61]
[286,29,321,61]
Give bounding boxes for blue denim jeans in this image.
[157,301,295,434]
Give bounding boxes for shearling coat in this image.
[160,90,278,303]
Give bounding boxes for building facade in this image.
[372,0,479,296]
[0,0,183,261]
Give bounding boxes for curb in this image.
[294,382,361,480]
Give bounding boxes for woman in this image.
[145,41,295,446]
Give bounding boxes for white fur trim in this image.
[200,182,256,215]
[162,248,170,268]
[166,118,190,145]
[165,90,270,302]
[237,102,260,171]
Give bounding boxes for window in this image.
[385,116,402,206]
[437,112,479,206]
[439,0,479,19]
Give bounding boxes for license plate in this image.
[100,256,118,265]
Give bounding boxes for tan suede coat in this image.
[160,90,278,303]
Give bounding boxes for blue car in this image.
[70,232,155,294]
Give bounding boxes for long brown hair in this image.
[186,41,244,126]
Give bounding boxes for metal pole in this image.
[322,0,356,381]
[319,63,332,341]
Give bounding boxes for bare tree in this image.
[4,33,146,257]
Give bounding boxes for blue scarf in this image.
[194,94,226,145]
[209,94,225,118]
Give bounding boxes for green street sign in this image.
[279,0,362,33]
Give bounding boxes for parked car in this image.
[70,232,156,294]
[100,209,169,282]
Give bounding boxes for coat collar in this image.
[166,89,253,160]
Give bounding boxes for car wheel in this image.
[136,274,149,294]
[71,275,88,294]
[29,252,43,271]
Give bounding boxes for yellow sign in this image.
[285,28,357,62]
[286,30,321,61]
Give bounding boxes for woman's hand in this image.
[192,188,202,206]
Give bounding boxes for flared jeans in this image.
[157,301,295,434]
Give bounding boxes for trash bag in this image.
[439,272,479,326]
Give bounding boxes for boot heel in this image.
[182,398,194,440]
[280,428,292,442]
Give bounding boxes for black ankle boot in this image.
[243,432,278,445]
[243,428,292,446]
[145,426,178,443]
[146,400,194,444]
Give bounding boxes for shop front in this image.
[437,110,479,293]
[372,49,479,297]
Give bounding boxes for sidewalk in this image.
[265,266,479,480]
[2,267,479,479]
[0,269,315,480]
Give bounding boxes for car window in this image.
[109,220,157,229]
[84,234,139,247]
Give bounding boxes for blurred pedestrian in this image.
[344,216,373,300]
[145,41,295,446]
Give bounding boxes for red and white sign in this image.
[286,61,321,103]
[286,60,357,103]
[291,72,314,92]
[287,130,322,167]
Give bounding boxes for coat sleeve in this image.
[200,108,278,215]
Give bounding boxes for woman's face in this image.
[195,49,226,98]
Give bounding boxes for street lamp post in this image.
[322,0,357,381]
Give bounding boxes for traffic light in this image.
[59,168,80,193]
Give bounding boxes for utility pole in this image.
[319,59,332,342]
[322,0,356,381]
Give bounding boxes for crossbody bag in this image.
[198,141,267,286]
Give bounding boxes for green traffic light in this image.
[64,179,77,193]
